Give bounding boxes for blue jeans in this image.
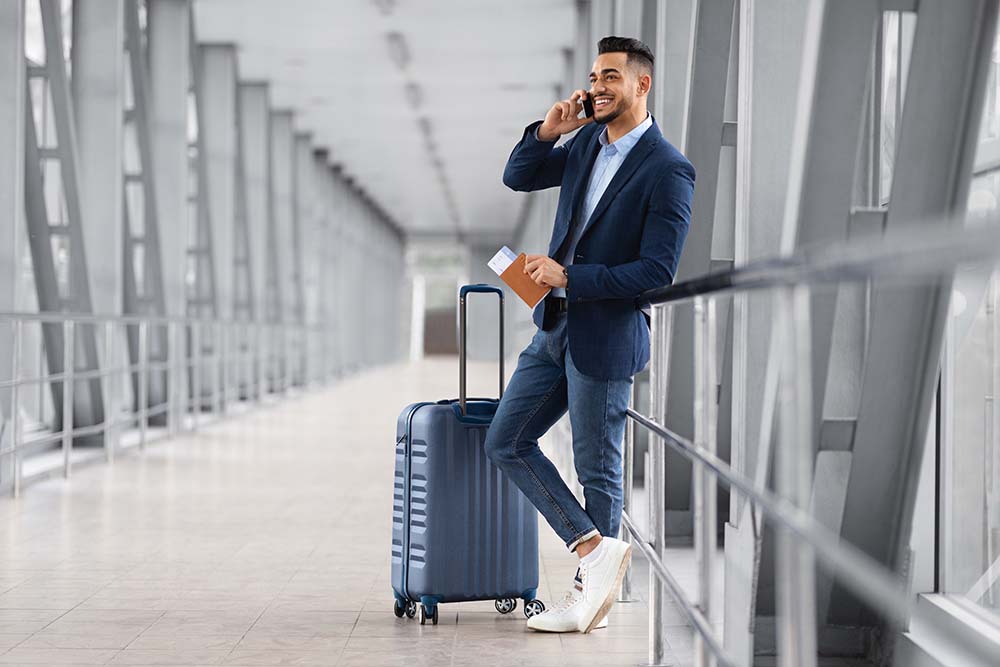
[484,314,633,550]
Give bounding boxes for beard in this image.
[594,97,628,125]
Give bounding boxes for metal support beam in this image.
[25,0,105,436]
[196,43,236,320]
[239,83,273,328]
[728,0,812,661]
[0,0,25,490]
[148,0,190,318]
[270,110,296,326]
[295,132,316,384]
[148,0,190,422]
[71,0,124,317]
[122,0,169,422]
[663,0,737,537]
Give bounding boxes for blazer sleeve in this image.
[502,121,578,192]
[565,161,695,302]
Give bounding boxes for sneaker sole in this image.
[581,544,632,634]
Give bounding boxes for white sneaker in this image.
[526,574,585,632]
[526,571,611,633]
[575,537,631,633]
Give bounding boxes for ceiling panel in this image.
[194,0,576,236]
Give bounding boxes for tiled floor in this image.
[0,360,650,666]
[0,359,870,666]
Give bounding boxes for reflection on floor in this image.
[0,359,870,666]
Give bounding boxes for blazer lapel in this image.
[578,122,662,242]
[550,129,602,256]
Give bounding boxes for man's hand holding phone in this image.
[536,89,595,142]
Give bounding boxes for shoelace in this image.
[550,589,582,613]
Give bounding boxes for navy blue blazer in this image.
[502,118,695,380]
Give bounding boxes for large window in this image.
[941,29,1000,620]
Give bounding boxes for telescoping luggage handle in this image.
[459,284,504,416]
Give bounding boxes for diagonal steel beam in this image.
[24,0,105,435]
[662,0,738,535]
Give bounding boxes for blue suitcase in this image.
[391,284,545,625]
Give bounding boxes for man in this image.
[484,36,695,634]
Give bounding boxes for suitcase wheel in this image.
[495,598,517,614]
[393,599,405,618]
[523,599,546,618]
[419,603,438,625]
[404,600,417,619]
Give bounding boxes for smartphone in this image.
[582,92,594,118]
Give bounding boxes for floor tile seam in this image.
[223,593,280,660]
[0,630,32,658]
[119,610,168,651]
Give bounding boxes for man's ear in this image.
[637,73,651,97]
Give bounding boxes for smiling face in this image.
[588,51,650,126]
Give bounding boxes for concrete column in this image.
[270,110,295,323]
[148,0,190,317]
[199,44,237,320]
[0,0,25,486]
[71,0,123,317]
[238,82,271,324]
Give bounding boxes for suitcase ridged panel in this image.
[391,401,538,604]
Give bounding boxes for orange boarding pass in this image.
[487,246,550,309]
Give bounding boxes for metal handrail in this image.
[625,408,910,620]
[615,218,1000,666]
[0,311,323,327]
[1,313,330,496]
[636,215,1000,307]
[621,510,739,667]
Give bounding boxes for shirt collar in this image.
[597,112,653,156]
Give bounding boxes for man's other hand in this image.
[524,254,567,289]
[537,90,594,142]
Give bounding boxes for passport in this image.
[488,246,550,309]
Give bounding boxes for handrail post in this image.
[619,379,637,603]
[216,321,225,415]
[192,322,201,432]
[167,321,178,436]
[103,320,116,463]
[138,319,148,450]
[302,324,309,387]
[10,320,23,497]
[284,324,292,396]
[693,296,718,667]
[62,319,74,478]
[775,285,818,667]
[648,303,672,666]
[214,322,222,415]
[256,324,264,402]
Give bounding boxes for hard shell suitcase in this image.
[391,284,545,625]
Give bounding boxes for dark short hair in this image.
[597,36,654,76]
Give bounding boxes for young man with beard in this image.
[484,36,695,633]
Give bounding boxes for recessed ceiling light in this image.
[385,32,410,70]
[404,83,422,108]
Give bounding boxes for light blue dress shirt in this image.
[549,113,653,298]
